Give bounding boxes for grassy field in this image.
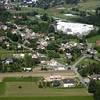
[3,77,42,82]
[0,49,14,58]
[0,96,93,100]
[78,58,99,66]
[78,0,100,11]
[0,77,92,97]
[4,82,91,96]
[87,35,100,43]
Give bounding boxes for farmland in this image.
[4,82,90,96]
[0,96,93,100]
[0,77,92,98]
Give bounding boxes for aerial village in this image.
[0,0,100,99]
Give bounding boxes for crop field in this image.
[0,96,93,100]
[0,77,92,97]
[4,82,91,96]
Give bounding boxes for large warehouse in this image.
[57,21,94,36]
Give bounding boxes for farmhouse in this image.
[62,78,76,88]
[57,21,94,36]
[90,74,100,80]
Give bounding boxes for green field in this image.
[0,96,93,100]
[0,49,14,58]
[79,58,99,65]
[0,77,92,97]
[4,82,91,96]
[87,35,100,43]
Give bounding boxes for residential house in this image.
[90,74,100,80]
[62,78,76,88]
[23,67,32,72]
[13,54,25,59]
[44,75,62,82]
[3,57,14,65]
[0,36,6,43]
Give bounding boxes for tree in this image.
[47,50,60,59]
[65,0,80,5]
[41,13,49,21]
[0,6,12,22]
[15,6,21,11]
[24,54,33,68]
[94,81,100,100]
[48,25,55,33]
[96,7,100,16]
[88,79,96,93]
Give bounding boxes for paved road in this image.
[71,56,88,88]
[7,37,35,53]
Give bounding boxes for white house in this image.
[23,67,32,72]
[13,54,25,59]
[54,67,66,71]
[47,59,58,67]
[63,79,75,88]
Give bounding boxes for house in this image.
[13,54,25,59]
[1,25,8,30]
[84,78,90,84]
[17,44,22,49]
[45,75,62,82]
[37,39,48,47]
[96,40,100,46]
[90,74,100,80]
[87,49,97,55]
[52,80,61,87]
[66,53,72,59]
[23,67,32,72]
[47,59,58,67]
[0,36,6,43]
[3,57,14,64]
[32,54,38,59]
[44,36,50,41]
[62,78,75,88]
[54,66,66,71]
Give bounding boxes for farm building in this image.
[62,79,76,88]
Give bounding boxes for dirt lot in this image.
[0,70,76,82]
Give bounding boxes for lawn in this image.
[0,77,92,97]
[0,77,94,100]
[3,77,43,82]
[55,54,67,65]
[0,96,93,100]
[78,58,99,66]
[87,35,100,43]
[78,0,100,11]
[4,82,92,96]
[0,49,14,58]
